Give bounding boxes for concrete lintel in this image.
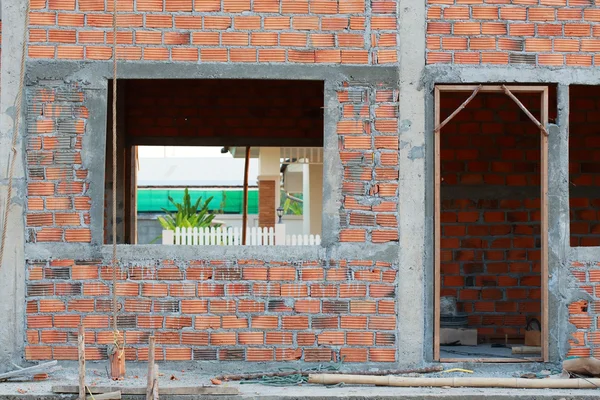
[26,61,399,87]
[423,65,600,87]
[569,246,600,263]
[24,242,399,264]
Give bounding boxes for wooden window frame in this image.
[434,85,549,363]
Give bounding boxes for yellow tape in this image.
[441,368,474,374]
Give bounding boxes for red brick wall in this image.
[568,261,600,358]
[26,84,92,243]
[569,85,600,247]
[25,258,398,362]
[440,92,541,337]
[26,77,399,245]
[338,83,399,244]
[124,79,324,143]
[427,2,600,66]
[27,0,397,64]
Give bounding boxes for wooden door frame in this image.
[434,85,549,363]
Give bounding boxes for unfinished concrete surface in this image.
[0,0,599,387]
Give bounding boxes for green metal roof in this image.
[137,188,259,214]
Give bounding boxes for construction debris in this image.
[441,368,473,374]
[216,366,443,383]
[86,391,121,400]
[563,357,600,377]
[0,361,59,382]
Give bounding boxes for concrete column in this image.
[398,0,427,365]
[257,147,280,228]
[0,0,27,370]
[548,85,571,362]
[302,163,322,236]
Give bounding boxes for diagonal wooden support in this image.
[501,85,549,137]
[434,84,482,133]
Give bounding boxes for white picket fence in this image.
[162,226,321,246]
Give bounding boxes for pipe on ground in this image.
[308,374,600,389]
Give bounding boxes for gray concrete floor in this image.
[0,364,598,399]
[440,344,541,360]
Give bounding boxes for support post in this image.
[78,325,86,400]
[242,147,250,245]
[152,364,159,400]
[146,336,155,400]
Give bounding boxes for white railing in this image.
[162,225,320,246]
[280,147,323,165]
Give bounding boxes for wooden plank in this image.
[436,85,547,93]
[434,86,441,362]
[541,86,549,363]
[0,361,58,382]
[87,391,121,400]
[53,386,239,395]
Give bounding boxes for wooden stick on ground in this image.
[146,336,155,400]
[215,366,443,381]
[78,325,86,400]
[308,374,600,389]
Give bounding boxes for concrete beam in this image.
[0,0,27,371]
[26,61,398,87]
[24,242,400,264]
[398,0,428,366]
[424,65,600,86]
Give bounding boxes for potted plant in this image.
[154,188,219,243]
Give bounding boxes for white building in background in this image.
[136,146,323,243]
[137,146,259,187]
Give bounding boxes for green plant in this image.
[158,188,219,231]
[283,197,303,216]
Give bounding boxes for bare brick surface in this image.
[27,0,398,64]
[26,83,91,243]
[427,1,600,66]
[25,259,398,362]
[338,83,399,243]
[569,85,600,247]
[568,261,600,358]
